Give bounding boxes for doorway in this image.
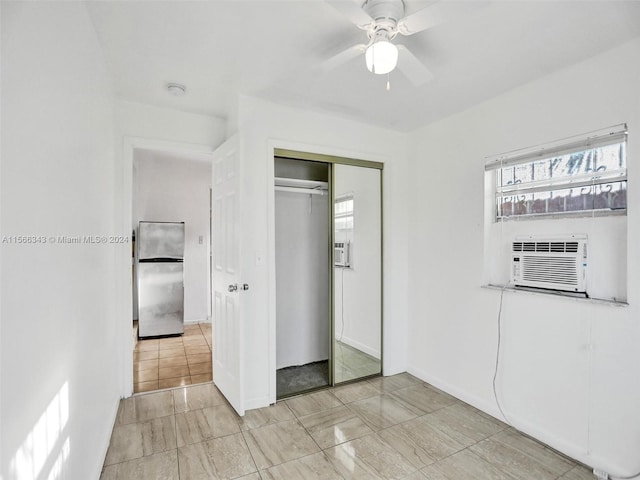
[130,146,215,393]
[274,151,383,399]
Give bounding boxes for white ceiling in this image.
[86,0,640,132]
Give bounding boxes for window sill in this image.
[481,284,628,307]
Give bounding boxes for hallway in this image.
[134,323,213,393]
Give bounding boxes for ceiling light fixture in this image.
[365,30,398,75]
[167,83,186,96]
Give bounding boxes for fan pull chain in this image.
[386,73,391,91]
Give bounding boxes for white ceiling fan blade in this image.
[320,44,367,72]
[398,1,486,36]
[396,45,434,86]
[397,3,445,35]
[325,0,374,30]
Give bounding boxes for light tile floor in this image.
[134,323,213,393]
[103,373,595,479]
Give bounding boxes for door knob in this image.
[241,284,249,291]
[228,284,238,292]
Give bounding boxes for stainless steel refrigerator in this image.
[137,221,185,338]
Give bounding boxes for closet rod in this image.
[275,186,326,196]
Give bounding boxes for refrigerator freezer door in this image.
[138,262,184,337]
[138,222,185,260]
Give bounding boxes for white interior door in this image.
[211,136,244,415]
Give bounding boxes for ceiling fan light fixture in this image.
[365,40,398,75]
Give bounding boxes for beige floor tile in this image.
[558,466,596,479]
[134,350,159,361]
[324,433,417,479]
[158,338,183,350]
[159,365,190,380]
[389,384,458,414]
[367,373,422,393]
[377,415,463,469]
[422,403,506,446]
[158,355,188,369]
[420,449,513,480]
[298,405,374,449]
[404,471,430,480]
[135,339,160,352]
[348,394,422,431]
[101,450,179,480]
[134,381,159,394]
[261,452,344,480]
[236,474,261,480]
[332,381,380,404]
[176,403,241,446]
[104,376,589,480]
[189,362,212,375]
[285,390,342,417]
[190,373,213,385]
[183,335,207,344]
[104,416,176,466]
[158,376,192,389]
[134,358,159,372]
[173,383,226,413]
[134,368,158,384]
[183,324,202,334]
[187,353,211,365]
[239,402,295,430]
[158,347,186,359]
[185,345,210,356]
[470,429,575,479]
[178,432,256,479]
[117,391,174,425]
[242,419,320,469]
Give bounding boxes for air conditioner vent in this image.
[565,242,579,253]
[511,236,587,293]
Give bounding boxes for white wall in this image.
[133,149,212,322]
[232,95,409,409]
[334,165,382,359]
[275,191,329,369]
[406,37,640,475]
[1,3,119,479]
[116,99,226,148]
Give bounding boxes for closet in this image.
[274,152,382,399]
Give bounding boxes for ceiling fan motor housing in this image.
[362,0,405,24]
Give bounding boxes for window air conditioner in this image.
[335,241,351,268]
[511,235,587,294]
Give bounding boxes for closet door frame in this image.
[274,149,384,388]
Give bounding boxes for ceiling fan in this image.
[324,0,469,86]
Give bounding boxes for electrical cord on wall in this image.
[492,284,511,425]
[339,265,345,342]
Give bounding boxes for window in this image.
[486,125,627,220]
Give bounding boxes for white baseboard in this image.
[339,335,381,359]
[95,394,121,479]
